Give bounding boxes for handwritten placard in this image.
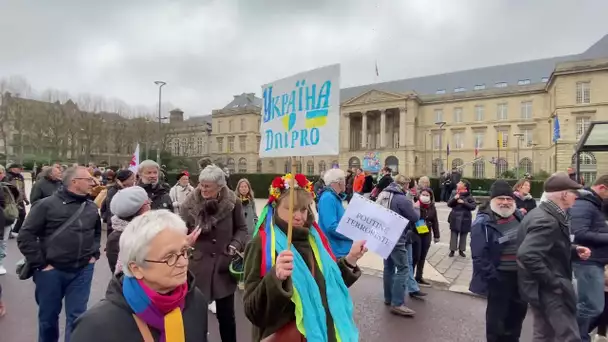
[336,194,409,259]
[259,64,340,157]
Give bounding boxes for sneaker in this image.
[390,305,415,317]
[459,251,466,258]
[416,279,432,288]
[409,291,428,299]
[448,251,455,257]
[208,301,216,314]
[0,265,6,275]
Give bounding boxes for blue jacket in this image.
[381,183,420,246]
[571,189,608,265]
[318,187,351,257]
[469,207,524,296]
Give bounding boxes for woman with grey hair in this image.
[70,210,209,341]
[179,165,247,342]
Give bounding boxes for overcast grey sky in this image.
[1,0,607,116]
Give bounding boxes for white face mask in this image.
[420,195,431,204]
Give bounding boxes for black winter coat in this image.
[71,273,208,342]
[516,201,580,310]
[17,189,101,270]
[447,192,476,233]
[514,193,537,214]
[30,176,61,205]
[140,182,174,211]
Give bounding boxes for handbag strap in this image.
[132,314,154,342]
[46,201,87,245]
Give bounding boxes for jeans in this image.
[383,245,409,306]
[0,224,10,266]
[406,244,420,293]
[33,263,95,342]
[574,262,606,342]
[215,293,237,342]
[486,271,528,342]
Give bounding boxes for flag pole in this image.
[287,156,297,249]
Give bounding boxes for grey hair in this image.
[62,166,82,187]
[323,168,345,184]
[199,165,227,186]
[118,210,188,277]
[138,159,160,174]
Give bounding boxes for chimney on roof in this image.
[170,108,184,123]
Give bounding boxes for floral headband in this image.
[268,173,315,206]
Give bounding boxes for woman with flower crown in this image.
[243,173,367,342]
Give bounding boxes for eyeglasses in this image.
[144,247,194,267]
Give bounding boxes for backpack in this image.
[375,190,393,210]
[1,183,19,224]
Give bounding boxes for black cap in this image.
[490,180,514,199]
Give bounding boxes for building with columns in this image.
[184,35,608,181]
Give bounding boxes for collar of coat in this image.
[183,185,236,222]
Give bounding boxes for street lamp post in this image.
[513,133,524,178]
[435,121,446,174]
[154,81,167,164]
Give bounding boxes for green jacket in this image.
[243,222,361,342]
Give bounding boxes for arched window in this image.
[572,152,597,183]
[256,159,262,173]
[332,160,339,169]
[473,159,485,178]
[306,160,314,175]
[451,158,464,170]
[385,156,399,173]
[318,160,327,173]
[227,158,235,173]
[237,158,247,173]
[295,160,302,174]
[519,158,533,175]
[495,158,508,178]
[348,157,361,169]
[432,158,442,177]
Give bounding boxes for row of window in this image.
[221,158,333,175]
[433,101,533,123]
[432,152,598,179]
[168,137,207,156]
[435,78,548,95]
[216,136,261,153]
[216,118,261,134]
[432,128,534,150]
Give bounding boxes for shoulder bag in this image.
[16,201,87,280]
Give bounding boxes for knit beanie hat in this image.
[116,170,134,182]
[490,180,514,199]
[110,186,149,219]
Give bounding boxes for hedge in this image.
[165,172,543,199]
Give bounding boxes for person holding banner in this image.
[243,173,366,342]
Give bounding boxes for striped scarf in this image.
[122,276,187,342]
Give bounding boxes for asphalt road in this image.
[0,233,534,342]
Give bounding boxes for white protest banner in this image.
[336,194,409,259]
[259,64,340,158]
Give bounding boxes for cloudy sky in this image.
[1,0,607,117]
